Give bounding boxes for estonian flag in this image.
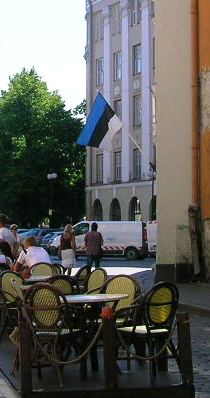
[76,92,122,152]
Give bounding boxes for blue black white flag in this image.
[76,92,122,152]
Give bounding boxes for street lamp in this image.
[149,162,156,220]
[47,172,58,227]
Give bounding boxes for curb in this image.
[178,302,210,317]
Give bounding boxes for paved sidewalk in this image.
[0,376,19,398]
[177,281,210,315]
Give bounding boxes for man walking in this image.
[84,222,103,268]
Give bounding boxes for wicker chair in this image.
[118,281,180,383]
[30,262,54,276]
[100,274,142,313]
[47,275,74,295]
[1,271,24,305]
[71,265,91,293]
[85,268,107,294]
[23,283,83,387]
[51,263,65,275]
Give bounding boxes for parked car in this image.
[42,231,63,250]
[19,228,62,245]
[17,228,30,234]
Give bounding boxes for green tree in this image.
[0,68,85,226]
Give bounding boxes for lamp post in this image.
[47,172,58,227]
[149,162,156,220]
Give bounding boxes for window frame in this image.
[96,57,104,86]
[96,153,103,183]
[113,51,122,81]
[133,44,141,75]
[133,148,141,179]
[133,94,142,126]
[114,151,121,182]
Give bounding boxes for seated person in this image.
[13,236,51,276]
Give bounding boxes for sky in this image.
[0,0,86,110]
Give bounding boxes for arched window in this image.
[110,199,121,221]
[93,199,103,221]
[149,195,156,220]
[129,197,141,221]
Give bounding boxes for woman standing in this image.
[59,224,76,275]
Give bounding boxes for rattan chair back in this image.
[30,262,54,276]
[142,281,179,330]
[25,283,66,330]
[86,268,107,294]
[73,265,91,292]
[1,271,24,304]
[101,274,140,311]
[51,263,65,275]
[47,275,74,295]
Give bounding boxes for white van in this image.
[73,220,147,260]
[146,221,157,256]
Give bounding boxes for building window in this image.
[93,11,103,41]
[96,153,103,183]
[110,199,121,220]
[137,0,141,23]
[114,151,121,181]
[133,148,141,179]
[129,197,141,221]
[93,199,103,221]
[96,58,103,86]
[151,0,155,20]
[114,99,122,120]
[113,51,122,81]
[152,37,155,70]
[133,44,141,74]
[111,2,120,35]
[130,0,136,26]
[133,94,141,126]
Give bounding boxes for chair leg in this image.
[156,337,168,372]
[11,348,19,375]
[90,345,99,371]
[148,340,156,385]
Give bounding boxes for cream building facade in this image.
[155,0,197,281]
[84,0,156,223]
[155,0,210,281]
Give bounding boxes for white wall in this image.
[155,0,192,266]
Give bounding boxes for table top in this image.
[64,293,128,304]
[24,275,51,284]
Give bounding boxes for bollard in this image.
[177,312,193,385]
[101,307,118,390]
[19,308,32,397]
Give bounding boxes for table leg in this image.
[102,317,118,390]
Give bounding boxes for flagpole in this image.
[127,133,143,153]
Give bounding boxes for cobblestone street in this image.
[189,312,210,398]
[169,310,210,398]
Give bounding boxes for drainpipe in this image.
[191,0,200,206]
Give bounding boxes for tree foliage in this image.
[0,68,85,226]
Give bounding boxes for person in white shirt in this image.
[0,214,16,253]
[14,236,51,274]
